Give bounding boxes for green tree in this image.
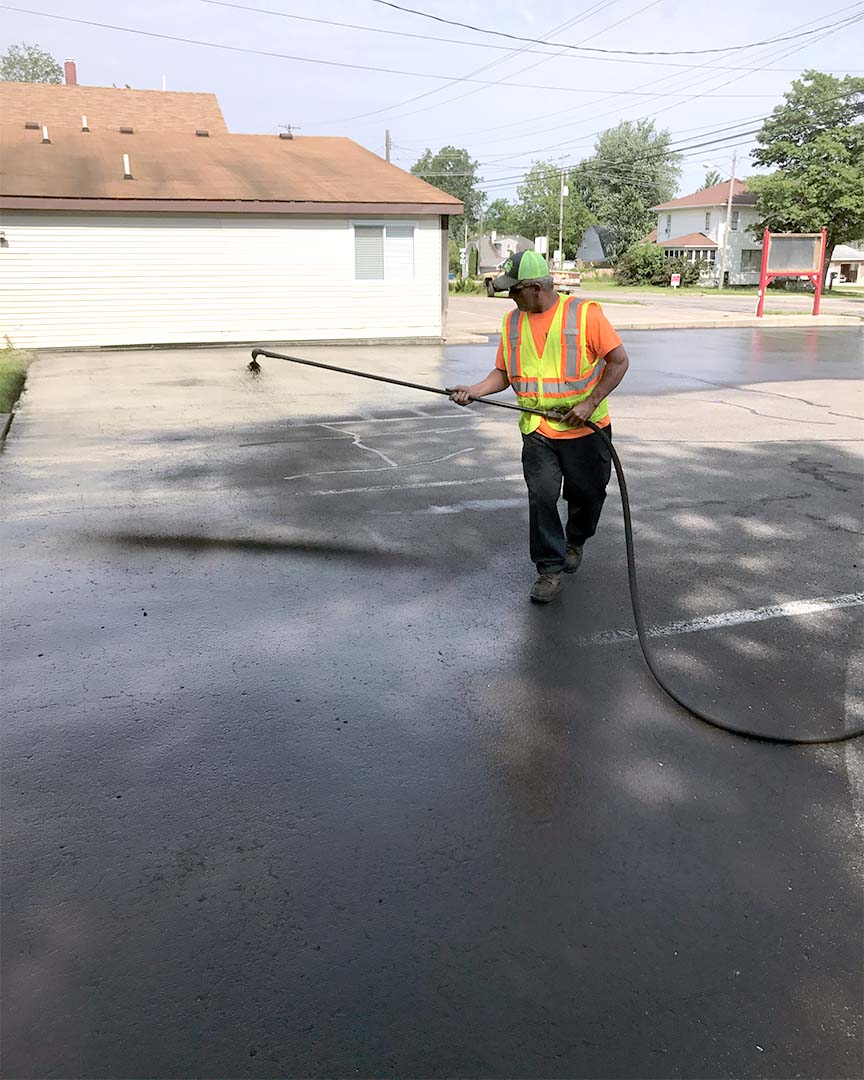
[513,161,592,260]
[483,198,519,236]
[701,169,722,189]
[448,239,461,277]
[573,120,681,262]
[0,42,63,83]
[749,70,864,281]
[410,146,486,234]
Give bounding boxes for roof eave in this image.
[0,196,464,215]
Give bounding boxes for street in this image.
[447,290,863,340]
[2,326,862,1079]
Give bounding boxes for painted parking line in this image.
[577,592,864,647]
[294,474,525,497]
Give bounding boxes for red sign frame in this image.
[756,228,828,317]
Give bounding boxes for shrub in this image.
[448,277,486,295]
[614,243,709,286]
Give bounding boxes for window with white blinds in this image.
[354,223,415,280]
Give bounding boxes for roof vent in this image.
[195,129,209,137]
[123,153,133,180]
[278,131,293,140]
[41,125,51,144]
[81,114,90,132]
[24,121,40,130]
[119,126,134,134]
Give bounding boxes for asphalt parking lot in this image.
[2,326,862,1079]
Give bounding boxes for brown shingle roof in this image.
[652,179,754,211]
[0,129,463,213]
[0,81,228,133]
[659,232,718,248]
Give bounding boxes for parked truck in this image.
[482,264,582,297]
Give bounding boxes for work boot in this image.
[564,545,583,574]
[529,572,562,604]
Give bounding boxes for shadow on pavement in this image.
[2,399,862,1079]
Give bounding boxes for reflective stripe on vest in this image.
[506,309,523,378]
[561,297,579,379]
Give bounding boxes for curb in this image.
[447,315,859,341]
[0,413,12,443]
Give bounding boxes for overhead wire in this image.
[192,0,863,73]
[397,1,863,160]
[3,3,806,99]
[476,3,864,164]
[311,0,618,127]
[363,0,864,56]
[473,6,864,170]
[345,0,664,129]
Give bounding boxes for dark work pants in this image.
[521,426,612,574]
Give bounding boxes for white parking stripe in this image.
[577,592,864,647]
[295,474,524,497]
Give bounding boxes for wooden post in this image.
[812,227,827,316]
[755,228,770,318]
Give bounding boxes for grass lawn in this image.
[580,280,760,297]
[0,348,33,413]
[582,279,864,301]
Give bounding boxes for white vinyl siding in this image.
[0,213,442,348]
[353,222,415,281]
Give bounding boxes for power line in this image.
[479,8,864,164]
[2,4,816,98]
[412,125,764,178]
[364,0,864,56]
[194,0,864,75]
[314,1,616,126]
[351,0,664,129]
[386,0,863,153]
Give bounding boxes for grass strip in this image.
[0,348,33,413]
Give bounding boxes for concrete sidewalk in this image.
[447,293,861,342]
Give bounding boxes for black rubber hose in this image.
[584,420,863,745]
[248,349,862,745]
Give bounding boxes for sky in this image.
[2,0,863,200]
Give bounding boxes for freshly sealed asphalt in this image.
[2,326,862,1079]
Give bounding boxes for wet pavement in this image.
[2,327,863,1079]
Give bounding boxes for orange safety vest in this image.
[500,297,609,435]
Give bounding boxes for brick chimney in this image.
[64,59,78,86]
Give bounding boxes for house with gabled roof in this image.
[0,73,462,349]
[651,180,762,285]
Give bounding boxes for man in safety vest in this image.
[450,250,630,603]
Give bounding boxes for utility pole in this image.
[557,162,569,270]
[719,149,737,289]
[385,129,391,164]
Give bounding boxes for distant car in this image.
[482,264,582,297]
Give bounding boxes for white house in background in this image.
[827,244,864,284]
[650,180,762,285]
[0,78,462,349]
[470,232,534,274]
